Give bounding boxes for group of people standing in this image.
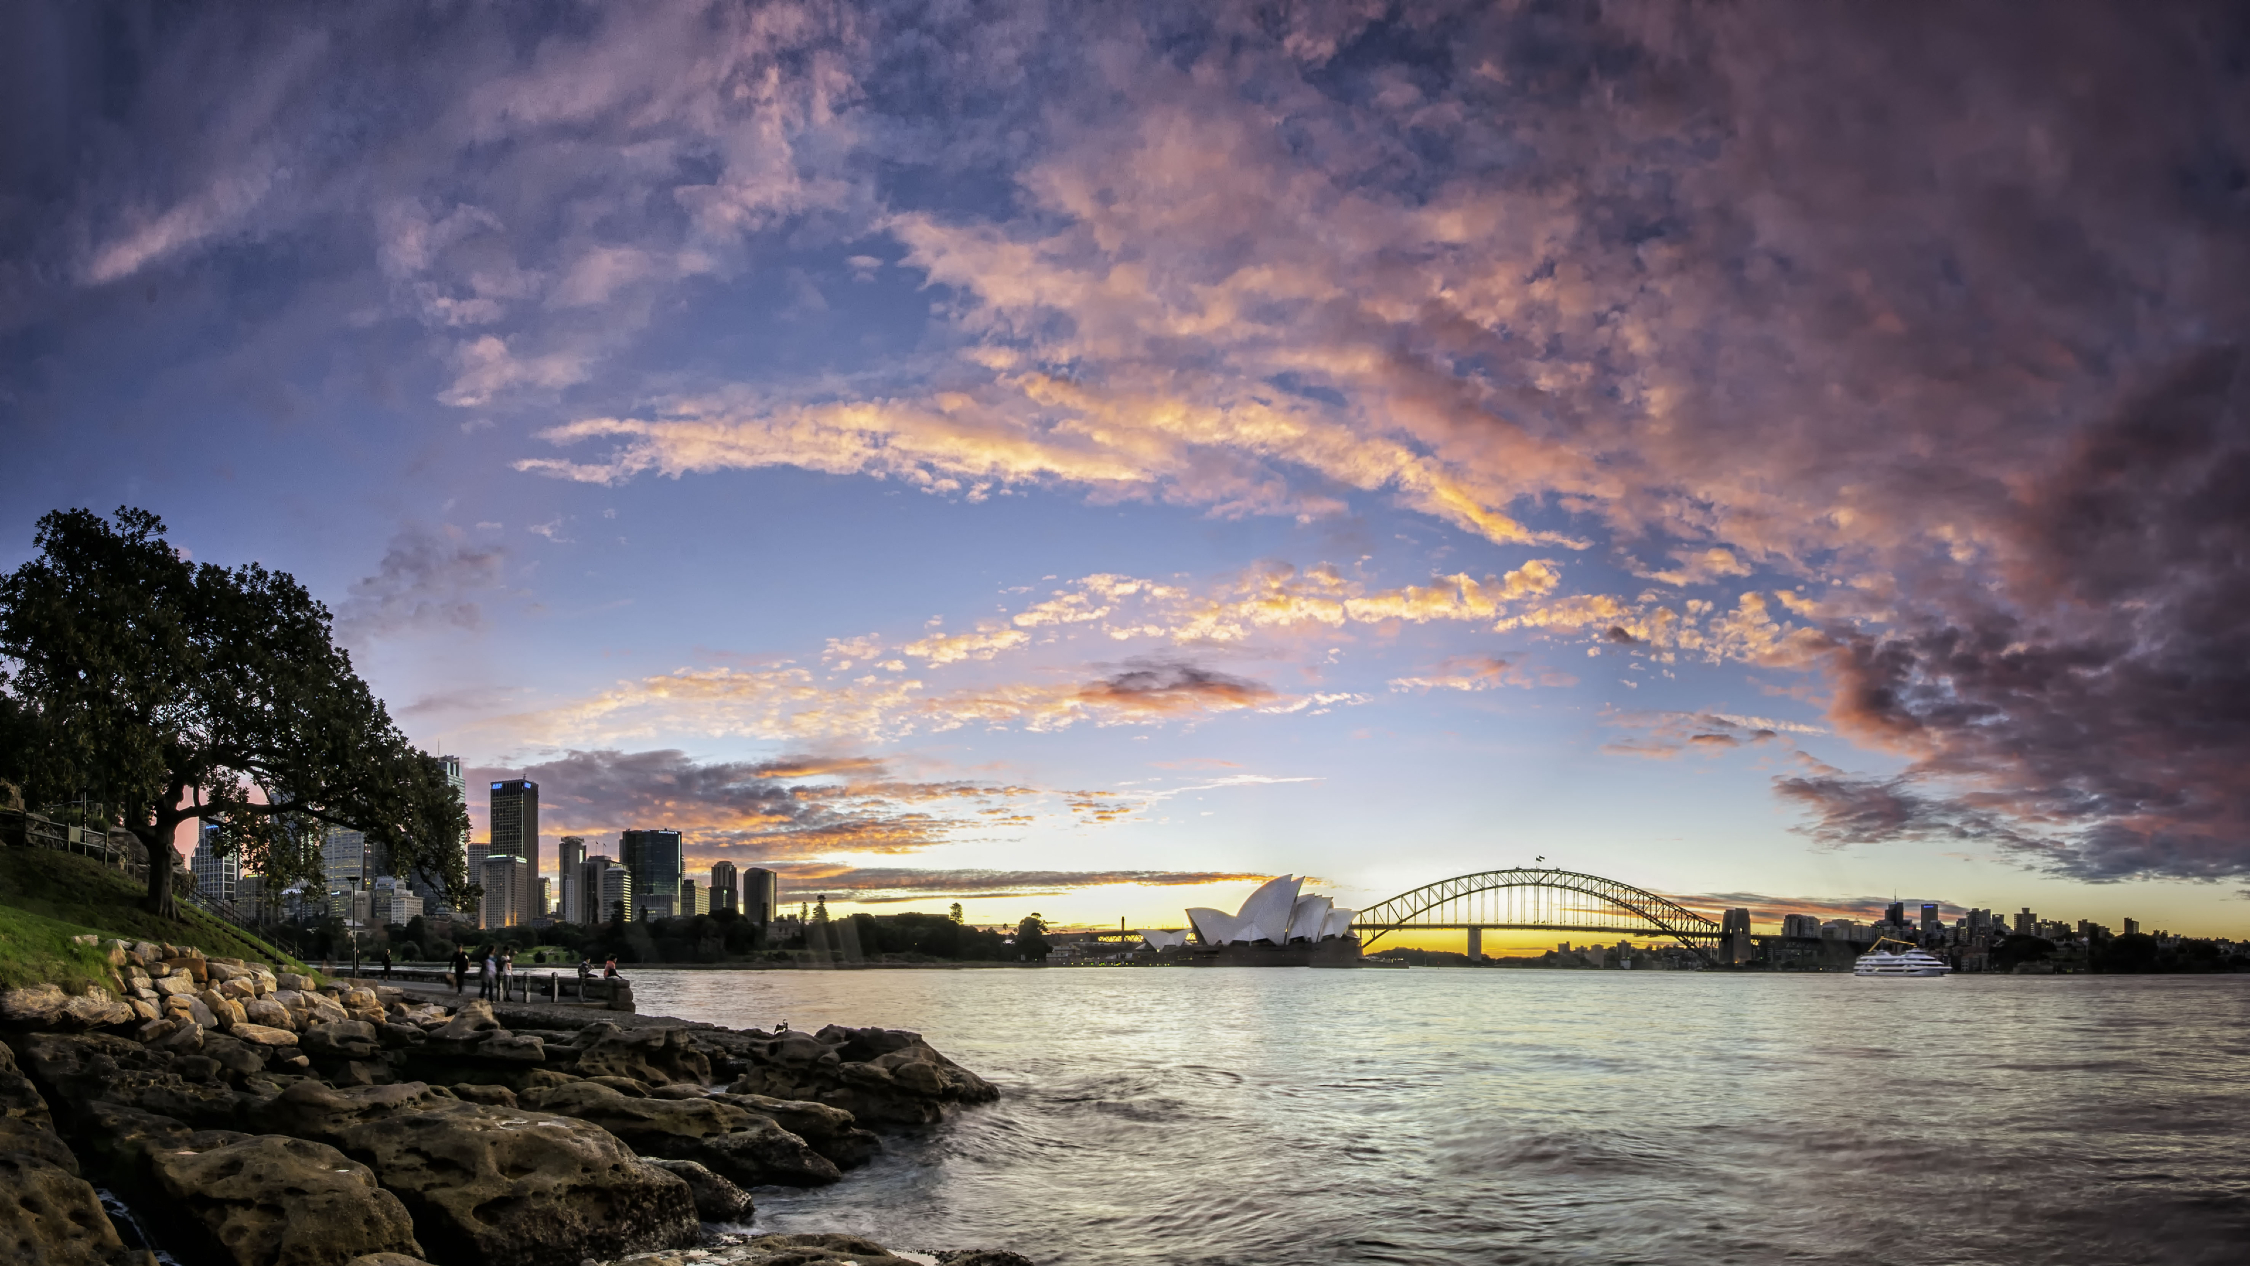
[447,946,621,1000]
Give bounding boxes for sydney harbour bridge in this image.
[1345,866,1727,958]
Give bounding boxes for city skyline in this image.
[8,4,2249,940]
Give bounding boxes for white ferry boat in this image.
[1854,938,1951,977]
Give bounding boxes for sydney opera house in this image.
[1142,875,1362,966]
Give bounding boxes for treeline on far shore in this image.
[267,908,1053,967]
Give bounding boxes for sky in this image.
[5,1,2249,943]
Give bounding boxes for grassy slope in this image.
[0,904,122,993]
[0,846,304,977]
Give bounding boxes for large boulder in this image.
[0,1153,150,1266]
[564,1024,711,1086]
[301,1022,381,1062]
[0,1042,56,1130]
[0,985,135,1031]
[0,1114,78,1172]
[12,1033,240,1132]
[146,1135,423,1266]
[244,1080,451,1141]
[638,1158,753,1222]
[333,1102,698,1266]
[716,1025,995,1129]
[704,1092,879,1170]
[241,999,295,1031]
[519,1081,839,1188]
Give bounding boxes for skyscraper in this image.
[466,838,490,921]
[1919,903,1939,935]
[481,854,527,928]
[557,835,587,925]
[582,853,619,923]
[323,826,371,895]
[189,823,238,904]
[598,860,633,923]
[744,866,778,926]
[710,860,739,914]
[490,779,539,925]
[620,829,683,920]
[1884,901,1906,927]
[416,754,469,917]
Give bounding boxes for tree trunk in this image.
[141,826,179,920]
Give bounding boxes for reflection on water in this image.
[630,968,2250,1265]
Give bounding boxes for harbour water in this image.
[632,968,2250,1265]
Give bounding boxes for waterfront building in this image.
[489,779,540,930]
[189,823,239,904]
[1176,885,1362,962]
[1780,913,1820,938]
[598,860,633,923]
[744,866,778,926]
[710,860,739,913]
[621,828,683,920]
[557,835,587,925]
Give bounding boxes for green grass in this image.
[0,903,123,994]
[0,846,304,973]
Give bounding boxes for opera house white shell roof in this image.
[1181,875,1357,946]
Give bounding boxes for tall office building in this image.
[620,829,683,920]
[323,826,371,894]
[414,755,470,917]
[1919,903,1940,935]
[481,854,527,929]
[744,867,778,926]
[709,860,739,914]
[2013,907,2035,936]
[581,854,619,923]
[538,876,553,919]
[557,836,588,925]
[489,779,539,924]
[189,823,239,904]
[466,839,490,917]
[680,879,705,916]
[1883,901,1906,927]
[598,860,633,923]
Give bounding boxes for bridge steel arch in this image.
[1352,867,1724,956]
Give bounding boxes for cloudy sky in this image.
[6,1,2248,941]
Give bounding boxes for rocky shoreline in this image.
[0,940,1027,1266]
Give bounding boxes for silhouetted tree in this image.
[1015,912,1051,962]
[1993,933,2056,970]
[2099,932,2161,973]
[0,508,470,918]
